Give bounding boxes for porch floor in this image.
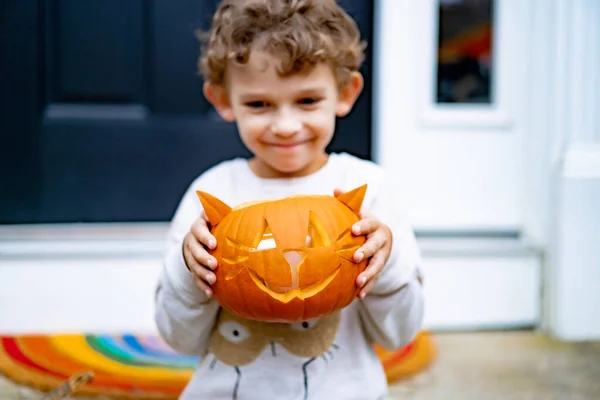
[389,330,600,400]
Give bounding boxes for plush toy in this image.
[196,185,369,323]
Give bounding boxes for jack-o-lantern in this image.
[196,185,368,323]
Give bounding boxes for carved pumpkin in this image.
[196,185,368,323]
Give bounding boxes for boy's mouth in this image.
[267,139,311,149]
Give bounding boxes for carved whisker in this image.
[233,366,241,400]
[270,342,277,357]
[302,357,317,400]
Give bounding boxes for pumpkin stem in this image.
[336,184,367,214]
[196,191,232,226]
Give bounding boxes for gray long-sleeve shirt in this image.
[155,152,425,400]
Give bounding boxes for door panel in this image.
[1,0,373,223]
[50,0,146,104]
[0,0,41,223]
[372,0,542,330]
[374,0,526,231]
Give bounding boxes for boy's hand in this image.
[182,212,218,298]
[334,188,392,300]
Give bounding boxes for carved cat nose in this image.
[283,250,306,268]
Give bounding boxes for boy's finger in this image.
[356,252,385,286]
[359,280,376,299]
[353,233,385,262]
[194,266,216,285]
[190,243,218,270]
[352,218,378,235]
[186,256,216,285]
[192,274,213,298]
[200,210,210,222]
[185,236,216,266]
[191,223,217,249]
[184,239,215,269]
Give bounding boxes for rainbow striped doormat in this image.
[0,331,435,399]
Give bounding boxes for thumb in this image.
[333,188,345,198]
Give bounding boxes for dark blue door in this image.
[1,0,374,223]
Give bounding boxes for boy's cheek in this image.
[236,115,268,134]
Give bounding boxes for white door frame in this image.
[525,0,600,341]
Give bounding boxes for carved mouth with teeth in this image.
[246,264,341,303]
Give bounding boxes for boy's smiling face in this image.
[204,52,363,178]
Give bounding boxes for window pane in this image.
[436,0,494,104]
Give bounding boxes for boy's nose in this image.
[271,113,302,137]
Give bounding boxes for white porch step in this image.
[0,224,542,334]
[418,236,542,331]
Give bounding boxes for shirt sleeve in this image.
[154,179,221,356]
[356,177,425,350]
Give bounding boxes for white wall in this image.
[546,150,600,341]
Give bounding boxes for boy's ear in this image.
[203,81,235,122]
[335,71,364,117]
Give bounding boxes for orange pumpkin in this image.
[196,185,369,323]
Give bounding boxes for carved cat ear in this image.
[337,184,367,214]
[196,191,232,226]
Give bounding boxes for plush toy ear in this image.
[337,184,367,214]
[196,191,232,226]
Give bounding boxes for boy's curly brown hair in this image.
[198,0,366,87]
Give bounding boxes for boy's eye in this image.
[298,97,321,105]
[245,101,267,108]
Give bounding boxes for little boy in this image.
[154,1,425,399]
